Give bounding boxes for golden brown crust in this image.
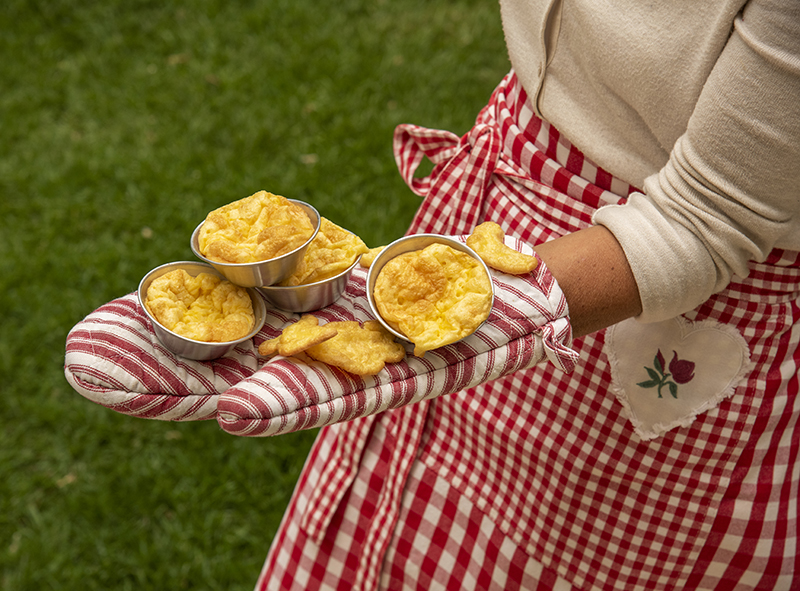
[197,191,315,264]
[305,320,406,375]
[260,315,339,357]
[358,246,386,268]
[373,243,493,356]
[258,316,405,375]
[145,269,255,342]
[257,336,281,357]
[278,218,369,286]
[466,221,538,275]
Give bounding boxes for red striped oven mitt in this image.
[65,236,578,434]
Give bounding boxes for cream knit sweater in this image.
[500,0,800,322]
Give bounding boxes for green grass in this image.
[0,0,509,588]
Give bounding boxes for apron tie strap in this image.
[394,122,501,235]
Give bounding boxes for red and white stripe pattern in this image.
[215,242,577,436]
[64,237,576,431]
[256,71,800,590]
[64,295,259,421]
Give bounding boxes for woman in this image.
[255,1,800,589]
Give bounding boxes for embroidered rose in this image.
[637,349,695,399]
[669,350,695,384]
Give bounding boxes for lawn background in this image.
[0,0,510,588]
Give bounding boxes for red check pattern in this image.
[256,72,800,591]
[258,418,575,591]
[63,70,800,589]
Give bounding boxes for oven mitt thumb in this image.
[216,236,578,436]
[64,292,263,422]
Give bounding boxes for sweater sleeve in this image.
[593,0,800,322]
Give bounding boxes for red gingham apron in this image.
[256,73,800,590]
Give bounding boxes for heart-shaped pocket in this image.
[604,317,751,441]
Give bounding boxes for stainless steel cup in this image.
[190,199,321,288]
[138,260,266,361]
[366,234,495,343]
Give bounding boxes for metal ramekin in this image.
[365,234,495,344]
[190,199,321,288]
[138,260,266,361]
[257,255,362,313]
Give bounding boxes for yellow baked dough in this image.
[145,269,255,342]
[278,217,369,286]
[374,243,493,356]
[258,316,406,376]
[198,191,315,264]
[466,221,538,275]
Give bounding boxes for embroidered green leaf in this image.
[653,354,663,375]
[668,382,678,399]
[636,379,659,389]
[645,366,661,382]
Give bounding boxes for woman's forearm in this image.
[536,225,643,338]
